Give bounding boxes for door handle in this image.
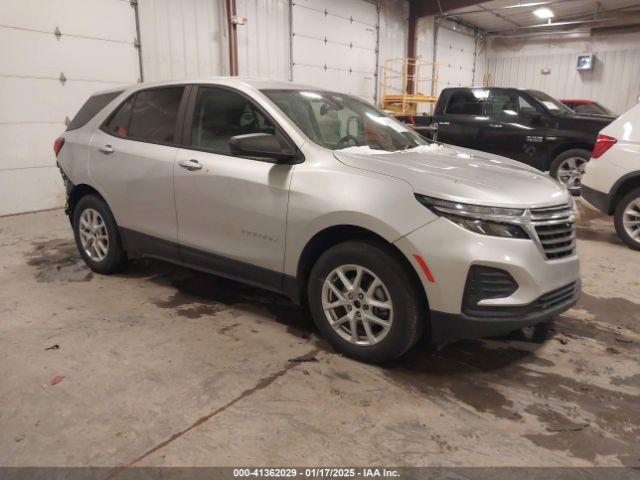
[438,121,450,126]
[178,159,203,171]
[489,123,503,128]
[98,144,115,154]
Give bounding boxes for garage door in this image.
[292,0,379,103]
[0,0,140,216]
[436,26,476,95]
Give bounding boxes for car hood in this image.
[334,144,571,208]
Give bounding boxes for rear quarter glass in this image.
[67,91,123,131]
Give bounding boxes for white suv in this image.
[55,78,580,363]
[582,102,640,250]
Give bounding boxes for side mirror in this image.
[229,133,298,163]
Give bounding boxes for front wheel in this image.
[614,187,640,251]
[550,149,590,196]
[307,240,426,363]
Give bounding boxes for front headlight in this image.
[415,194,530,239]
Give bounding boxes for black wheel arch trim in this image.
[609,171,640,214]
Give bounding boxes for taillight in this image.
[54,137,65,157]
[591,134,616,159]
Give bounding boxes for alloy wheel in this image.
[556,157,587,191]
[78,208,109,261]
[321,264,393,346]
[623,197,640,244]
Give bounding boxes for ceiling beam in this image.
[486,5,640,34]
[409,0,486,19]
[441,0,586,17]
[476,3,522,28]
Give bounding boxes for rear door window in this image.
[67,91,123,130]
[445,90,489,115]
[128,87,185,144]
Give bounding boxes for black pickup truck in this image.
[432,87,615,194]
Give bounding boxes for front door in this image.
[173,86,293,289]
[434,89,490,148]
[481,90,549,168]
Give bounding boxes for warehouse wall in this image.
[1,0,408,216]
[138,0,229,80]
[236,0,290,80]
[484,31,640,115]
[0,0,140,216]
[414,17,479,112]
[377,0,409,98]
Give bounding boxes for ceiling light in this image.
[533,7,554,19]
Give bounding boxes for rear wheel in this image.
[614,187,640,251]
[308,240,426,363]
[72,194,127,274]
[550,149,590,196]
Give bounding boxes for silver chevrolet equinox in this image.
[56,78,581,363]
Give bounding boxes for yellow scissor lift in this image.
[381,58,439,115]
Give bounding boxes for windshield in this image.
[261,89,428,152]
[528,90,574,116]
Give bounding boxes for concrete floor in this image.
[0,202,638,468]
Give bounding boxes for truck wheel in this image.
[307,240,426,363]
[550,149,590,196]
[72,194,128,274]
[614,187,640,251]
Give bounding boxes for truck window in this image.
[444,90,488,115]
[490,92,536,117]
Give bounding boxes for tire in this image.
[72,194,128,274]
[549,149,591,196]
[307,240,426,363]
[614,187,640,251]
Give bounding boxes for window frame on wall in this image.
[181,84,303,163]
[100,85,191,148]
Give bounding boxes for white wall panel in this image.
[291,0,378,102]
[435,25,476,93]
[237,0,290,80]
[0,0,140,216]
[484,33,640,115]
[0,168,66,217]
[137,0,229,81]
[378,0,408,96]
[1,0,136,43]
[415,18,478,111]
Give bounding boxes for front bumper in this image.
[430,280,580,343]
[394,217,581,343]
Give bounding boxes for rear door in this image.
[433,89,490,148]
[173,85,294,288]
[481,90,549,168]
[89,86,188,249]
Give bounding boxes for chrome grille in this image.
[530,203,576,260]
